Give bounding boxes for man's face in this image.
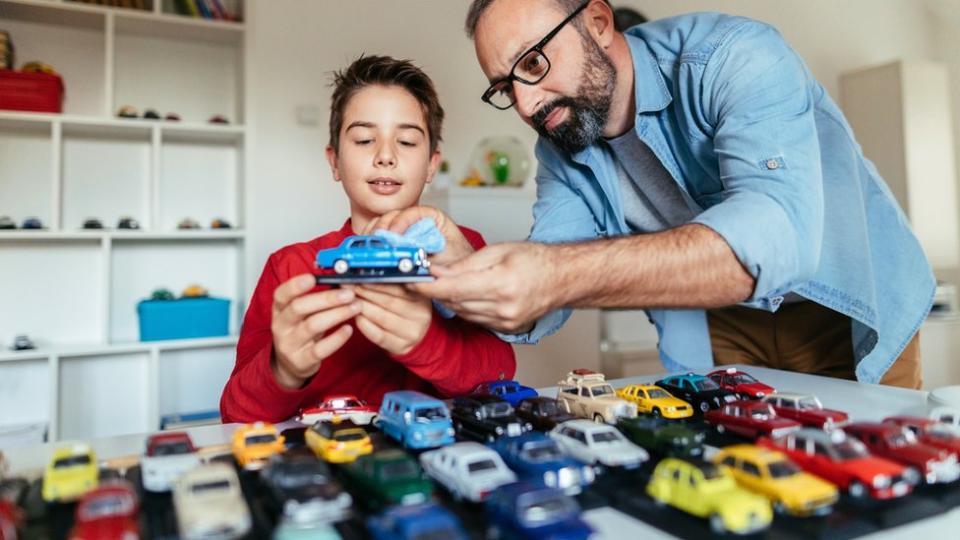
[475,0,616,154]
[327,85,439,225]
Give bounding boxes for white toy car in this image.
[549,419,649,469]
[141,432,201,492]
[297,394,379,426]
[930,406,960,428]
[419,441,517,502]
[174,463,251,540]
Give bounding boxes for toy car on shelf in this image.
[713,444,838,517]
[173,463,251,540]
[514,397,576,431]
[760,392,849,430]
[339,449,433,511]
[757,428,915,499]
[181,284,209,298]
[450,395,530,443]
[419,442,517,502]
[556,369,637,424]
[42,444,98,502]
[646,457,772,535]
[317,234,430,275]
[298,395,379,425]
[231,421,286,470]
[143,109,160,119]
[208,114,230,124]
[842,421,960,484]
[261,447,353,526]
[366,502,469,540]
[615,383,693,419]
[0,216,16,229]
[141,431,201,492]
[210,217,232,229]
[469,379,538,407]
[116,105,138,118]
[150,288,175,301]
[68,480,140,540]
[616,416,705,458]
[305,420,373,463]
[654,373,738,413]
[81,218,104,229]
[884,415,960,457]
[704,400,802,439]
[707,367,775,399]
[177,217,201,229]
[20,217,42,230]
[375,391,455,449]
[117,216,140,230]
[10,334,34,351]
[549,419,648,469]
[485,482,594,540]
[489,432,595,494]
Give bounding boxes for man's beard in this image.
[532,35,616,155]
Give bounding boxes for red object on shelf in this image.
[0,70,64,113]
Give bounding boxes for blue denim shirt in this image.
[500,13,935,383]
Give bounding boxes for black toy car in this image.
[450,395,530,443]
[654,373,738,414]
[82,218,104,230]
[10,334,35,351]
[0,216,15,229]
[117,217,140,230]
[616,416,705,458]
[514,397,576,431]
[143,109,161,120]
[260,447,352,525]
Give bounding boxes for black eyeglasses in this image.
[481,1,591,110]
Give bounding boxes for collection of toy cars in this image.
[0,217,45,230]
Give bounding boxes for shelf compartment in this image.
[157,345,234,421]
[0,358,50,427]
[58,351,150,439]
[0,120,54,225]
[158,136,240,231]
[0,335,239,363]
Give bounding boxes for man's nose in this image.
[512,80,542,120]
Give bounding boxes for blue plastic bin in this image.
[137,297,230,341]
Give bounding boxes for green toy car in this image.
[150,288,175,301]
[339,449,432,511]
[616,417,705,458]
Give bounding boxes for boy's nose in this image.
[375,146,397,167]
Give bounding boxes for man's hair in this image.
[465,0,612,39]
[328,55,444,153]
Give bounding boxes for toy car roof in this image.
[567,369,605,382]
[716,444,787,464]
[763,391,815,400]
[428,441,499,460]
[785,427,848,444]
[560,419,618,433]
[383,391,447,405]
[662,373,709,383]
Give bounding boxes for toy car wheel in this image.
[397,258,414,274]
[333,259,349,274]
[774,500,787,514]
[848,480,867,498]
[593,414,605,424]
[699,401,710,413]
[651,407,661,417]
[709,513,726,534]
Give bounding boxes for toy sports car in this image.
[616,383,692,419]
[317,234,429,275]
[760,392,849,430]
[884,415,960,458]
[297,395,378,425]
[470,379,538,407]
[707,368,775,399]
[704,400,802,439]
[655,373,738,413]
[843,421,960,484]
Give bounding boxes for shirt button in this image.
[766,159,780,170]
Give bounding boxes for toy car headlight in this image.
[413,431,424,440]
[582,466,596,483]
[873,474,891,489]
[495,426,504,435]
[543,470,557,486]
[447,427,456,436]
[902,468,921,485]
[666,407,676,412]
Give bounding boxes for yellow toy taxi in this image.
[42,444,99,502]
[616,384,693,419]
[305,420,374,463]
[646,457,772,535]
[713,444,838,517]
[231,422,286,470]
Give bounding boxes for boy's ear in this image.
[325,145,341,182]
[425,150,442,184]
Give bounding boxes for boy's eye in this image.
[354,139,372,145]
[399,140,417,147]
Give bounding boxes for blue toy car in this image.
[471,379,539,407]
[367,502,469,540]
[316,235,429,275]
[375,391,455,449]
[655,372,738,414]
[490,432,595,495]
[485,482,594,540]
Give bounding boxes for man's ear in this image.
[585,0,616,48]
[425,149,442,184]
[325,145,340,182]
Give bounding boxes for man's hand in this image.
[408,242,560,334]
[350,283,433,355]
[271,274,360,389]
[362,206,475,266]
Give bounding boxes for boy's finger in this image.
[276,288,356,327]
[355,283,412,303]
[272,274,319,314]
[311,325,354,360]
[355,315,406,353]
[296,302,361,341]
[358,298,409,335]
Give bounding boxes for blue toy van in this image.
[375,391,455,449]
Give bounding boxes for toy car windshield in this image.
[521,444,563,462]
[520,494,578,525]
[245,434,278,445]
[694,380,720,391]
[191,480,230,494]
[767,460,801,478]
[484,403,512,418]
[380,461,418,481]
[415,407,448,422]
[886,430,917,447]
[591,431,622,443]
[647,388,670,399]
[154,442,193,456]
[834,439,869,460]
[54,455,91,468]
[467,459,499,473]
[797,397,823,410]
[591,384,615,396]
[731,373,759,384]
[80,496,132,520]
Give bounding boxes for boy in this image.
[220,56,516,423]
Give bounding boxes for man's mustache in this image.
[532,96,579,132]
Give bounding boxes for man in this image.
[371,0,934,387]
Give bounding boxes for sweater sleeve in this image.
[390,227,517,396]
[220,254,313,423]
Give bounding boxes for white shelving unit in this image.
[0,0,246,442]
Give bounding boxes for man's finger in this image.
[272,274,318,314]
[275,288,356,327]
[408,268,496,303]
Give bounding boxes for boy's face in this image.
[327,85,440,229]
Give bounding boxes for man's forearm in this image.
[550,224,755,310]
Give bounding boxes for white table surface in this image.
[4,365,960,538]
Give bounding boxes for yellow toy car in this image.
[231,422,286,470]
[42,444,99,502]
[616,384,693,419]
[305,420,374,463]
[181,284,209,298]
[646,457,772,535]
[713,444,838,517]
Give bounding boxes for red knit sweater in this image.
[220,220,516,423]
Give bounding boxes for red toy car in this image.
[0,499,24,540]
[706,368,775,399]
[843,422,960,484]
[884,415,960,458]
[68,481,140,540]
[760,392,849,430]
[297,395,379,425]
[758,428,914,500]
[704,400,801,439]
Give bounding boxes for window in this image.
[368,239,385,248]
[742,462,761,477]
[720,456,736,467]
[672,468,682,480]
[580,387,590,397]
[348,239,365,249]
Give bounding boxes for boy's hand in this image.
[351,283,433,356]
[362,206,475,267]
[271,274,361,389]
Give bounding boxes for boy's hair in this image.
[328,55,444,154]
